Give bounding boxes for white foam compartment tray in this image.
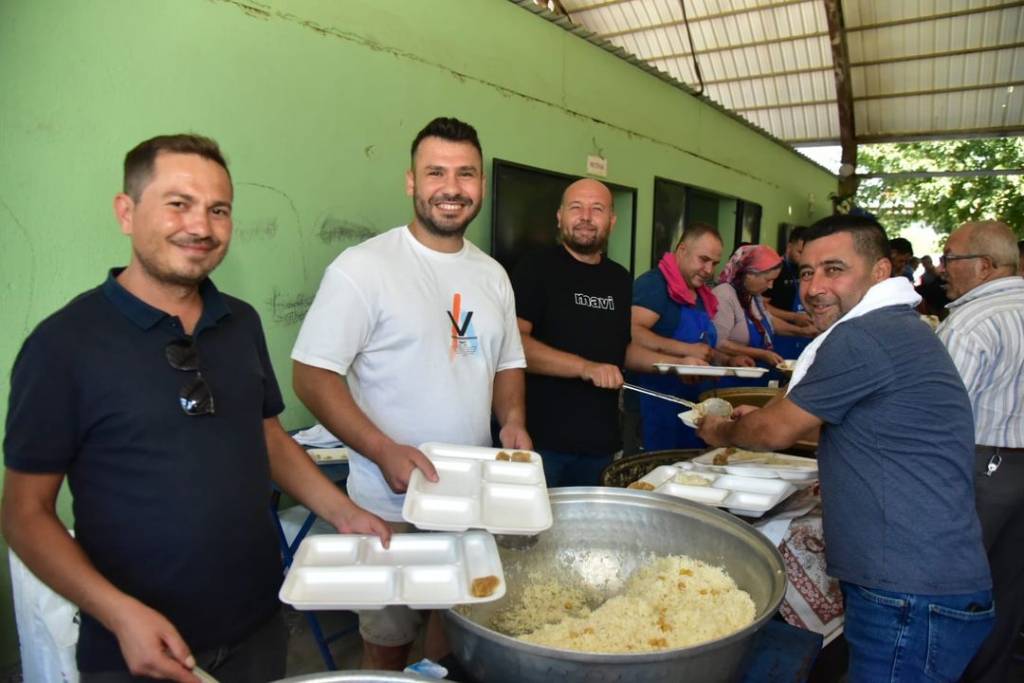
[402,443,552,535]
[692,448,818,481]
[279,531,505,610]
[637,465,796,517]
[653,363,769,378]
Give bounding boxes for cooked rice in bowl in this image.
[486,555,755,653]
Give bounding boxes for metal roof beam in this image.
[733,99,834,112]
[730,80,1022,112]
[646,29,827,62]
[851,42,1024,68]
[594,0,817,40]
[846,1,1024,33]
[790,126,1024,145]
[859,169,1024,180]
[703,65,831,86]
[700,42,1024,86]
[823,0,857,196]
[564,0,631,15]
[856,81,1024,102]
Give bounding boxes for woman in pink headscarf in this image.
[711,244,808,367]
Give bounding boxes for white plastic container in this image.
[279,532,506,610]
[692,448,818,481]
[630,465,797,517]
[654,363,769,378]
[402,443,553,535]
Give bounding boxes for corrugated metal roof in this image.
[526,0,1024,144]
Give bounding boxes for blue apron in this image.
[717,296,778,390]
[638,298,718,452]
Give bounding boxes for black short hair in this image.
[123,134,229,201]
[410,117,482,163]
[789,226,807,243]
[888,237,914,256]
[676,222,722,249]
[803,214,889,264]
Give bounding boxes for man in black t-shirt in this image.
[765,226,809,320]
[764,225,816,359]
[511,179,665,487]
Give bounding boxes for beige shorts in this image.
[357,521,426,647]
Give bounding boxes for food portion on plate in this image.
[674,472,713,486]
[693,448,819,481]
[775,359,798,372]
[678,397,733,429]
[471,575,501,598]
[495,450,532,463]
[712,447,776,466]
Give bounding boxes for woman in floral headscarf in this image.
[712,244,808,367]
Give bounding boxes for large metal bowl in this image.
[445,487,786,683]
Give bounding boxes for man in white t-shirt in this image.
[291,117,530,670]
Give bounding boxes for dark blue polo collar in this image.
[101,268,231,333]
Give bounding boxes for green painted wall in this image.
[0,0,835,668]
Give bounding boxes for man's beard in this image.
[413,193,480,239]
[561,221,607,255]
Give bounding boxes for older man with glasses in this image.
[937,220,1024,683]
[1,134,389,683]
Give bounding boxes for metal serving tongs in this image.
[621,383,698,408]
[621,383,734,420]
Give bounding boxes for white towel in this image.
[787,277,921,394]
[291,423,345,448]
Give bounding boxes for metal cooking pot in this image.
[444,487,786,683]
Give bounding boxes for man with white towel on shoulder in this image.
[697,214,992,683]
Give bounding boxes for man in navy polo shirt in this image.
[1,134,390,682]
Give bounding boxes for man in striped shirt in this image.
[937,220,1024,683]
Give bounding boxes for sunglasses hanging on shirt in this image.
[165,338,215,416]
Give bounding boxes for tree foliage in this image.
[854,138,1024,236]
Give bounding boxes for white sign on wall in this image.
[586,155,608,177]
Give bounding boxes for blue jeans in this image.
[539,450,613,488]
[841,582,994,683]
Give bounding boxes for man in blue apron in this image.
[630,223,751,451]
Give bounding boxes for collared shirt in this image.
[4,269,284,671]
[789,307,988,594]
[937,276,1024,448]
